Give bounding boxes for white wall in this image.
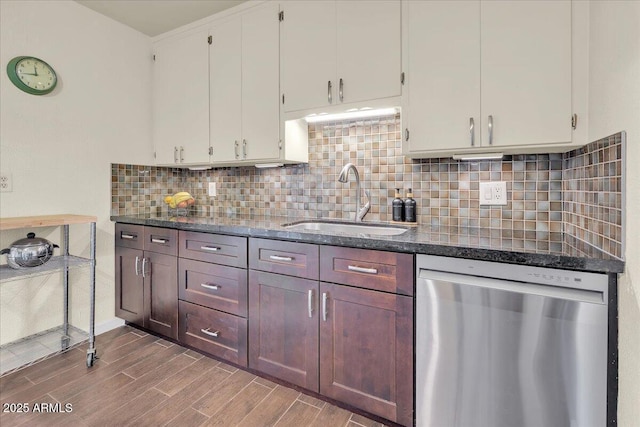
[0,0,153,343]
[588,1,640,423]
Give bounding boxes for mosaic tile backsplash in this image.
[111,115,625,260]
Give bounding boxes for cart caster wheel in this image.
[86,353,95,368]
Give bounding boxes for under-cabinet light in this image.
[452,153,504,161]
[304,107,399,123]
[255,163,284,169]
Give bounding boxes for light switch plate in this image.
[479,181,507,206]
[0,174,12,192]
[208,182,216,197]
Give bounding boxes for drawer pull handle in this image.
[200,328,219,338]
[308,289,314,318]
[201,246,221,252]
[151,238,167,244]
[347,265,378,275]
[201,283,220,291]
[269,255,294,262]
[322,292,328,322]
[121,233,136,240]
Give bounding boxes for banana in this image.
[163,192,194,210]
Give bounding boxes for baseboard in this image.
[95,317,126,336]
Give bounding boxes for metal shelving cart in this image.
[0,214,98,368]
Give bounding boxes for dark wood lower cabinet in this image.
[178,300,247,367]
[115,246,144,325]
[145,251,178,339]
[319,282,414,426]
[248,270,319,391]
[114,246,178,339]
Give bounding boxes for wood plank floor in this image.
[0,326,387,427]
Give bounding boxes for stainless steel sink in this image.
[283,220,408,236]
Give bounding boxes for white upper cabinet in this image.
[209,16,242,163]
[210,1,285,164]
[404,0,573,158]
[241,1,281,162]
[153,29,211,166]
[280,1,336,113]
[481,1,571,148]
[281,0,401,114]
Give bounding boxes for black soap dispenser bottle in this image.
[404,188,417,223]
[392,188,405,222]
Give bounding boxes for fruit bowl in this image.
[164,192,195,214]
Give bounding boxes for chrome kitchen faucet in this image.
[338,163,370,222]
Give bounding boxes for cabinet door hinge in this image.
[405,128,410,141]
[279,11,284,21]
[209,146,213,156]
[571,113,578,130]
[279,140,283,150]
[208,35,213,45]
[401,72,405,85]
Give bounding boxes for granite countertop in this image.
[110,214,625,274]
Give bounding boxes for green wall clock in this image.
[7,56,58,95]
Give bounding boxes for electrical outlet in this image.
[479,181,507,206]
[208,182,216,197]
[0,174,12,192]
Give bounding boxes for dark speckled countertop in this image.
[111,214,624,274]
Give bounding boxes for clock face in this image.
[7,56,57,95]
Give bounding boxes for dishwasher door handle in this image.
[418,269,605,305]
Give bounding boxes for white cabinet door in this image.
[481,0,571,147]
[242,2,281,161]
[403,0,572,157]
[404,0,480,154]
[336,0,401,105]
[153,29,210,165]
[281,1,336,113]
[210,17,242,163]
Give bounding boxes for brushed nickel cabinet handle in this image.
[174,146,178,163]
[121,233,136,240]
[322,292,328,322]
[339,78,344,102]
[242,139,247,159]
[470,117,475,146]
[135,256,140,276]
[201,283,219,290]
[308,289,314,318]
[488,115,493,145]
[151,238,167,244]
[141,257,148,279]
[200,328,219,338]
[328,80,333,104]
[200,246,221,252]
[347,265,378,275]
[234,140,239,159]
[269,255,294,262]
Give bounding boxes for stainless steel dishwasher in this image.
[416,254,608,427]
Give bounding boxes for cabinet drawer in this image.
[320,246,414,296]
[249,238,319,280]
[180,231,247,267]
[115,224,144,250]
[178,300,247,367]
[179,258,247,317]
[144,226,178,256]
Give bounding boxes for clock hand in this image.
[33,64,38,76]
[20,72,37,76]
